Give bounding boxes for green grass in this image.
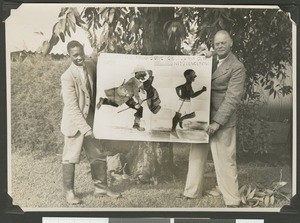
[10,148,292,209]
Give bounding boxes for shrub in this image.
[10,55,69,153]
[236,98,273,155]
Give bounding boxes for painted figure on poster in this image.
[97,66,161,131]
[60,40,121,204]
[179,30,246,207]
[141,69,161,115]
[171,69,207,137]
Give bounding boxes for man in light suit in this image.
[179,30,246,207]
[61,40,120,204]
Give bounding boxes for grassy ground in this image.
[10,147,292,209]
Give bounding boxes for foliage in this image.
[10,55,68,152]
[178,8,293,154]
[180,8,292,100]
[79,7,144,54]
[46,7,183,55]
[205,170,289,207]
[239,180,289,207]
[236,99,273,154]
[46,6,293,101]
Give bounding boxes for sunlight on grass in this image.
[10,149,292,209]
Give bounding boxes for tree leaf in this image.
[67,12,76,32]
[98,7,108,15]
[59,19,66,33]
[274,181,288,190]
[239,184,247,195]
[102,8,110,22]
[270,195,275,205]
[264,84,272,90]
[59,7,69,17]
[109,8,115,24]
[253,200,260,207]
[53,22,61,36]
[59,32,65,42]
[207,190,221,196]
[265,189,274,196]
[71,8,85,26]
[247,198,260,202]
[246,185,252,197]
[247,188,256,199]
[52,20,66,42]
[264,195,270,206]
[241,195,247,204]
[255,191,266,197]
[258,197,264,202]
[65,23,71,37]
[49,34,59,46]
[40,40,51,56]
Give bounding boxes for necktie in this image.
[83,66,92,98]
[212,59,219,73]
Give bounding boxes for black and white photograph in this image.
[5,3,296,211]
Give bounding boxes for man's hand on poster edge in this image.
[206,122,220,135]
[85,129,95,138]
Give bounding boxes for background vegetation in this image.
[44,6,293,155]
[11,56,66,153]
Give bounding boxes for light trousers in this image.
[183,126,241,205]
[62,109,106,164]
[62,132,106,164]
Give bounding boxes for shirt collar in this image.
[71,62,85,71]
[71,62,86,82]
[217,52,230,64]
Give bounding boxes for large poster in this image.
[94,53,212,143]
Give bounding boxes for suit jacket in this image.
[60,60,96,137]
[211,52,246,128]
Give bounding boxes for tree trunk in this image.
[141,7,175,54]
[125,7,176,183]
[126,141,174,183]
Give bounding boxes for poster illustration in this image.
[94,53,212,143]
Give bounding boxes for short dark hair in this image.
[67,40,84,53]
[184,69,195,78]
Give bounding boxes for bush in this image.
[236,99,273,155]
[10,55,69,153]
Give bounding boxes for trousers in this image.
[62,108,106,164]
[183,126,241,205]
